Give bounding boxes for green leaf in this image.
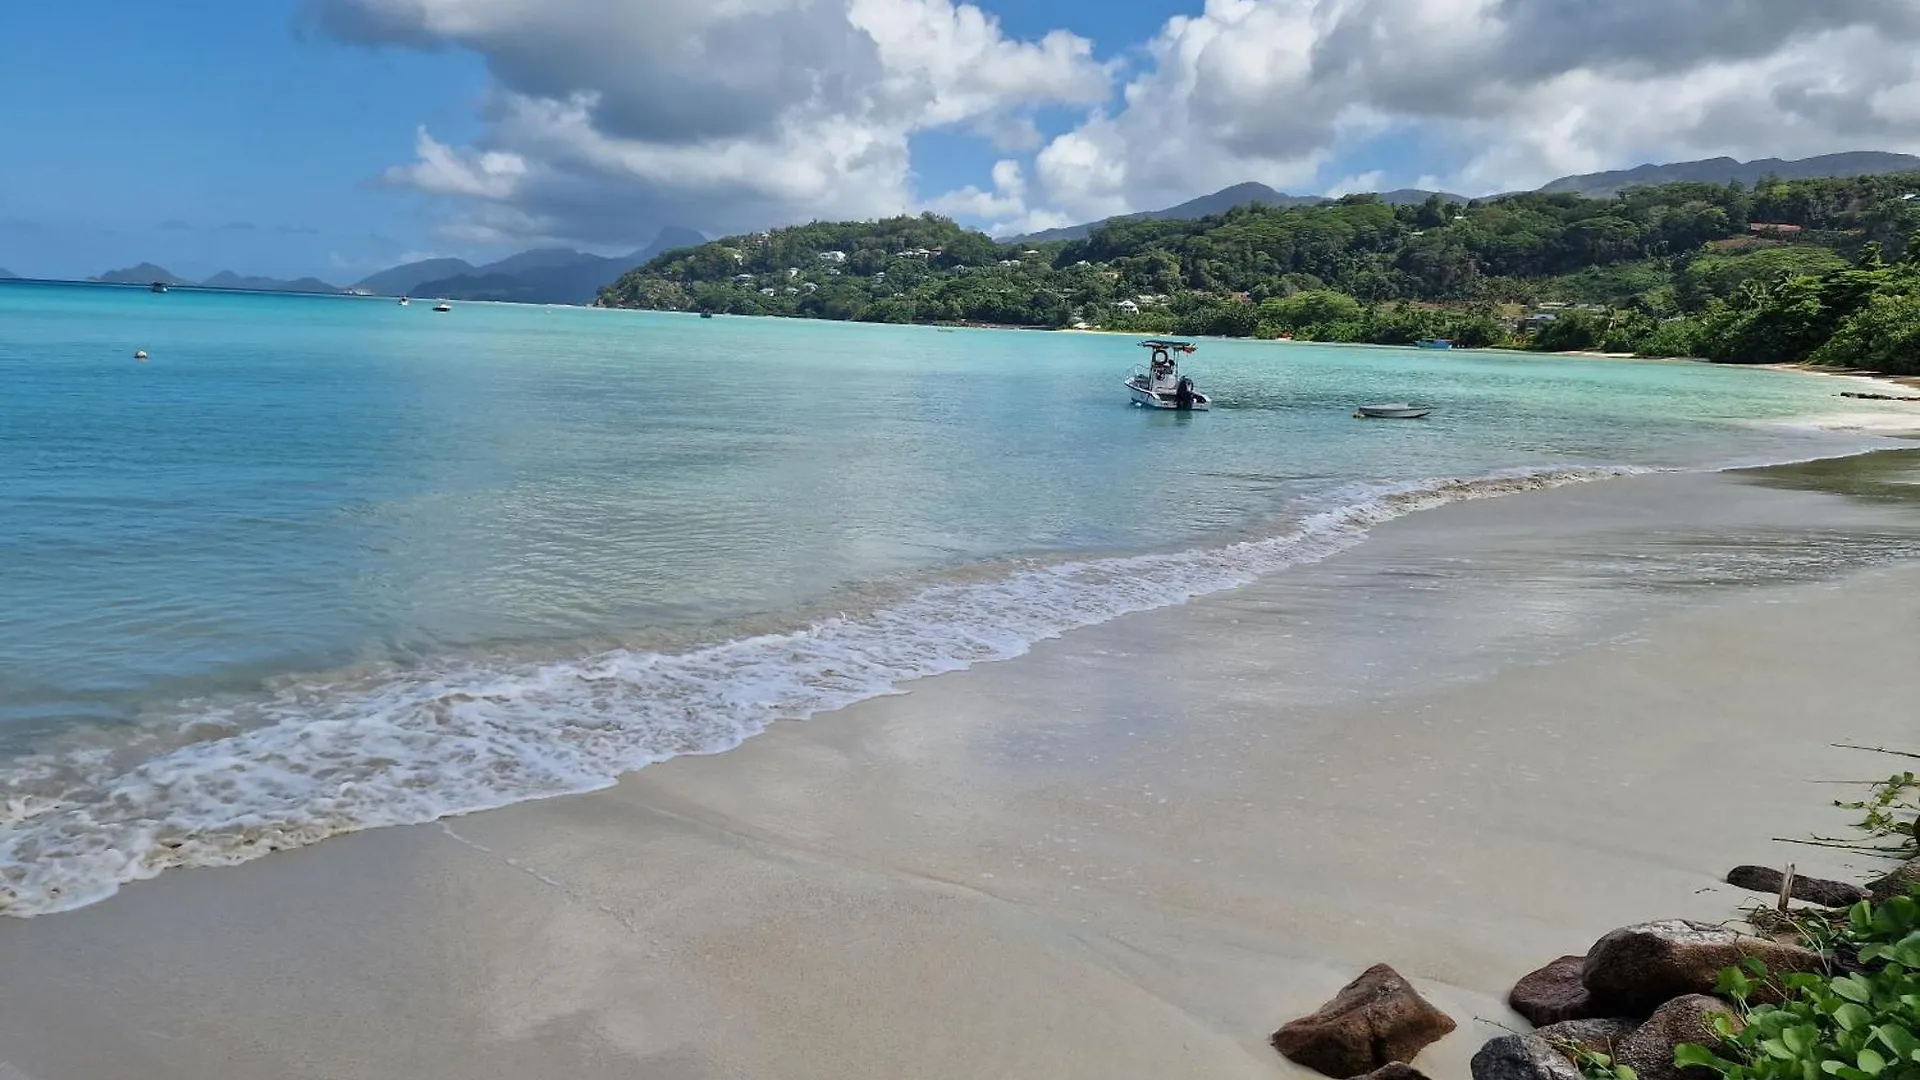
[1785,1026,1821,1055]
[1746,957,1773,978]
[1677,1044,1733,1072]
[1832,976,1875,1005]
[1853,902,1876,935]
[1876,1024,1919,1060]
[1834,1004,1873,1032]
[1764,1039,1795,1061]
[1857,1048,1887,1076]
[1614,1067,1638,1080]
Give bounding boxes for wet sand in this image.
[4,464,1920,1080]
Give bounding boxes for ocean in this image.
[0,279,1907,915]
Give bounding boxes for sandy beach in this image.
[4,462,1920,1080]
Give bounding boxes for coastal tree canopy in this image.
[597,171,1920,372]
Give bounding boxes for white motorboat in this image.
[399,296,410,306]
[433,302,452,312]
[1125,340,1211,411]
[1355,403,1432,419]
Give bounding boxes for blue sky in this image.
[4,0,1916,283]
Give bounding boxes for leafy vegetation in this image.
[598,171,1920,373]
[1676,894,1920,1080]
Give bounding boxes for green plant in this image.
[1836,772,1920,851]
[1547,1038,1639,1080]
[1675,894,1920,1080]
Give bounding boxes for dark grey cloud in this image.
[306,0,885,146]
[222,221,258,232]
[159,218,193,231]
[1301,0,1920,122]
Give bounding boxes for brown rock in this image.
[1360,1065,1433,1080]
[1272,964,1458,1078]
[1725,866,1868,908]
[1868,857,1920,902]
[1581,921,1824,1015]
[1534,1018,1639,1061]
[1471,1034,1583,1080]
[1510,956,1597,1026]
[1617,995,1744,1080]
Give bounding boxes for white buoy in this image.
[134,350,149,361]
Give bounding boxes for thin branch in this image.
[1832,743,1920,761]
[1770,836,1912,853]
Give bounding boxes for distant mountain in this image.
[353,257,478,297]
[1005,151,1920,243]
[201,271,341,294]
[1008,184,1469,243]
[1538,151,1920,198]
[0,268,16,279]
[94,263,192,285]
[404,227,708,305]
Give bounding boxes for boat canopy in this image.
[1139,339,1197,352]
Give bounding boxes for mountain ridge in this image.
[405,227,706,304]
[1539,151,1920,198]
[1005,151,1920,243]
[93,263,195,286]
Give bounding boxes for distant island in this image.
[63,226,707,306]
[600,167,1920,377]
[0,267,17,280]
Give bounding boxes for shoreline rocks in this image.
[1509,955,1595,1026]
[1617,996,1743,1080]
[1580,920,1824,1014]
[1868,856,1920,902]
[1272,963,1457,1078]
[1725,865,1867,907]
[1471,1033,1584,1080]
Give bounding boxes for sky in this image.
[7,0,1920,283]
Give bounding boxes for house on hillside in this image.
[818,250,849,264]
[1748,222,1804,237]
[1114,299,1140,314]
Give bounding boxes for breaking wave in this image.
[0,464,1649,916]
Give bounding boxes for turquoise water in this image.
[0,280,1901,913]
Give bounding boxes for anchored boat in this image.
[1125,340,1211,411]
[1354,403,1433,419]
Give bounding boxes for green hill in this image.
[600,172,1920,374]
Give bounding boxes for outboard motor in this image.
[1175,376,1197,411]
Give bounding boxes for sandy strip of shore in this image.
[3,472,1918,1080]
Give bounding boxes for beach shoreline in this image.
[5,464,1920,1080]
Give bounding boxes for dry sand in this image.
[3,470,1918,1080]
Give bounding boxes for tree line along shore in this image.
[597,171,1920,376]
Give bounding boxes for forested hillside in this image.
[598,172,1920,374]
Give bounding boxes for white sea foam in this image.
[0,465,1649,916]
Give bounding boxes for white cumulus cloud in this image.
[306,0,1113,246]
[1025,0,1920,224]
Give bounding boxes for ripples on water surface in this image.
[0,280,1912,913]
